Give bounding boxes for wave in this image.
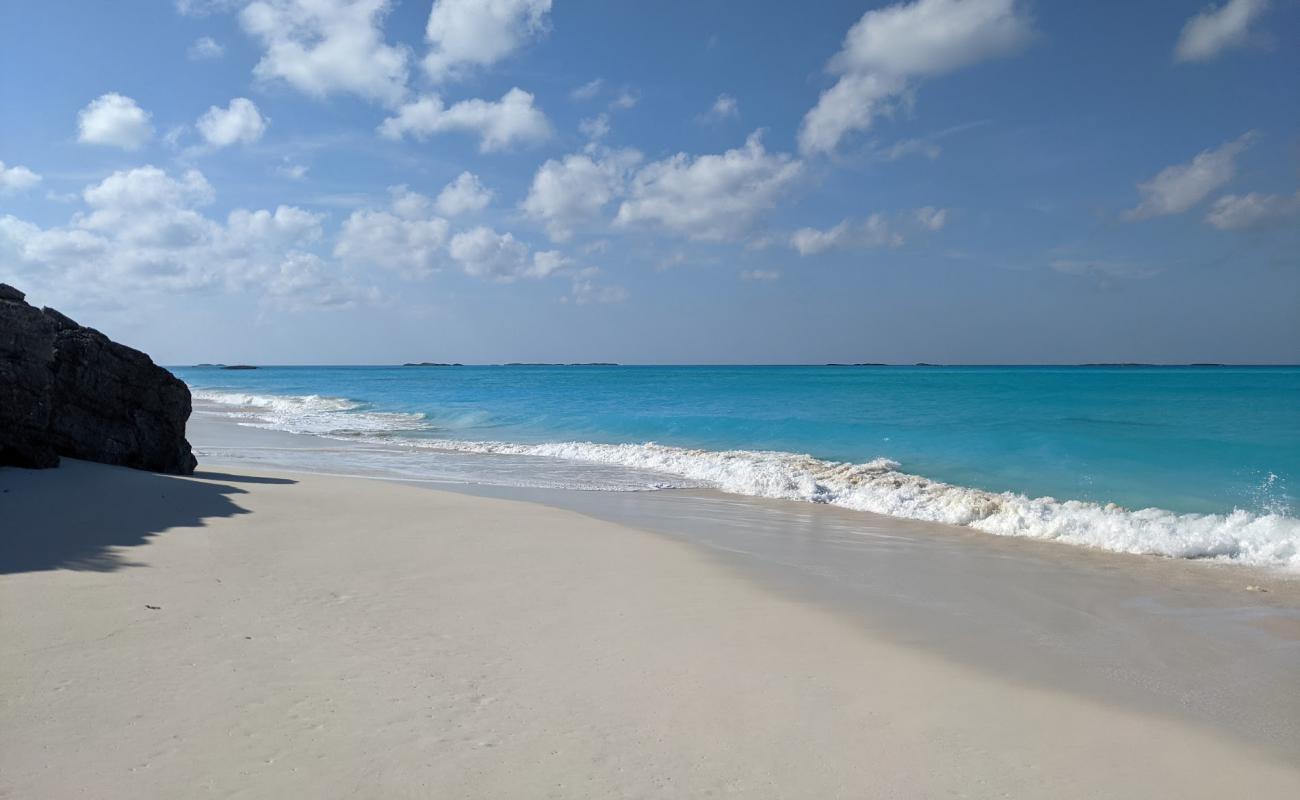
[191,389,429,436]
[188,387,1300,570]
[407,440,1300,569]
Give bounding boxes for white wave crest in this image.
[187,386,1300,569]
[409,439,1300,569]
[191,389,427,436]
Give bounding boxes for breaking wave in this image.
[190,388,1300,569]
[191,389,429,436]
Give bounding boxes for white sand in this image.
[2,460,1297,798]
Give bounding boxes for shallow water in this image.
[175,364,1300,568]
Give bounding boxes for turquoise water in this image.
[175,365,1300,567]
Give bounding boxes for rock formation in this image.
[0,284,197,474]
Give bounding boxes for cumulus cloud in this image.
[334,188,450,278]
[196,98,268,147]
[77,93,154,150]
[447,226,559,281]
[378,88,551,152]
[188,36,225,60]
[260,251,380,311]
[0,161,42,193]
[799,0,1033,155]
[435,171,493,216]
[423,0,551,83]
[1125,132,1256,220]
[1,165,368,309]
[240,0,410,106]
[1203,190,1300,230]
[1175,0,1271,63]
[616,132,802,241]
[522,148,642,241]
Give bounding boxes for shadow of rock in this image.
[0,459,293,574]
[190,471,297,485]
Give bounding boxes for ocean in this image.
[173,364,1300,569]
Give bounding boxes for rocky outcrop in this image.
[0,284,197,474]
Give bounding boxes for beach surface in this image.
[2,459,1298,798]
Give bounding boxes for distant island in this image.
[189,363,258,369]
[403,362,464,367]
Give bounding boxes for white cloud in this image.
[387,184,433,219]
[277,160,309,180]
[831,0,1034,77]
[570,78,604,101]
[739,269,780,281]
[609,89,639,110]
[196,97,268,148]
[1175,0,1271,63]
[881,137,942,160]
[1125,132,1256,220]
[1,165,367,309]
[379,88,551,152]
[791,215,903,255]
[569,273,628,304]
[529,249,570,278]
[225,205,323,252]
[702,93,739,123]
[579,113,610,141]
[0,161,42,193]
[240,0,410,107]
[423,0,551,83]
[435,171,493,216]
[915,206,948,231]
[1204,190,1300,230]
[188,36,225,60]
[790,210,946,255]
[616,132,802,241]
[261,251,380,311]
[77,93,154,150]
[334,190,450,278]
[522,148,642,242]
[447,226,556,281]
[799,0,1033,155]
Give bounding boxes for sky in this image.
[1,0,1297,365]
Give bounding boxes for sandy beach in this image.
[3,459,1298,798]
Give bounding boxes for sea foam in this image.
[410,439,1300,569]
[190,388,1300,570]
[191,389,428,436]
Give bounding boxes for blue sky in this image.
[1,0,1297,364]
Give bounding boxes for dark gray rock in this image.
[0,284,196,474]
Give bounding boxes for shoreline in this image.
[183,413,1300,760]
[184,388,1300,571]
[3,458,1299,797]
